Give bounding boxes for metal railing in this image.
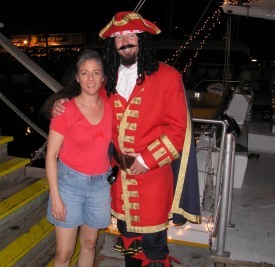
[193,117,237,263]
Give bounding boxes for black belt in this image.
[113,149,135,171]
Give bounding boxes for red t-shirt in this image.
[50,97,112,174]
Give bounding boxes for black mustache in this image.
[118,44,137,50]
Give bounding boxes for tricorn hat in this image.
[99,11,161,39]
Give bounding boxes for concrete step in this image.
[0,178,49,227]
[0,136,102,266]
[0,135,31,185]
[0,135,13,163]
[0,156,31,184]
[0,215,55,267]
[43,230,105,267]
[0,176,55,266]
[0,173,105,266]
[0,136,13,160]
[0,136,14,145]
[94,233,219,267]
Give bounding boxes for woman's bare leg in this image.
[54,226,78,267]
[77,225,99,267]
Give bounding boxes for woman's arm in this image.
[46,129,66,222]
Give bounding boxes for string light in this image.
[224,0,252,5]
[272,83,275,112]
[106,213,214,247]
[164,6,222,75]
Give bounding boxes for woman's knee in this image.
[55,249,74,264]
[79,225,99,250]
[80,235,98,251]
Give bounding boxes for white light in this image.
[195,92,201,99]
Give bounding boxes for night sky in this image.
[1,0,275,59]
[1,1,220,37]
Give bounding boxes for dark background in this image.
[1,1,216,36]
[1,0,274,161]
[2,0,275,60]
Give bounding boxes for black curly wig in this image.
[103,32,159,96]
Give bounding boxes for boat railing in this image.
[0,31,60,164]
[193,117,237,258]
[192,79,241,96]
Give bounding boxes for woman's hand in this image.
[51,196,66,222]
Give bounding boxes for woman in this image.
[44,49,112,267]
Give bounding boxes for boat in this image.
[1,1,275,266]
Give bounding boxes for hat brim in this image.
[99,11,161,39]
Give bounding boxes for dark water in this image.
[1,83,51,165]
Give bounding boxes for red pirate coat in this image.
[103,62,201,233]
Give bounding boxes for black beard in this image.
[120,54,137,66]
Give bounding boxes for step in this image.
[0,156,31,184]
[0,179,51,252]
[26,166,46,178]
[45,238,81,267]
[0,136,13,160]
[45,230,105,267]
[0,157,31,176]
[24,226,106,267]
[0,136,14,145]
[0,178,49,227]
[0,177,53,266]
[0,176,55,265]
[0,216,55,267]
[0,176,106,266]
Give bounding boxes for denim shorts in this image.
[47,160,111,229]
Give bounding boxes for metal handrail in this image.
[193,118,229,218]
[213,133,234,258]
[193,117,235,259]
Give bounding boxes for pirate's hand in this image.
[128,153,149,175]
[52,98,69,117]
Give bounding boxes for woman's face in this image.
[76,59,104,95]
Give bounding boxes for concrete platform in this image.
[94,150,275,267]
[247,121,275,153]
[94,233,238,267]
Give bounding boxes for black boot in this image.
[143,263,164,267]
[125,254,142,267]
[144,262,174,267]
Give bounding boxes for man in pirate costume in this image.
[51,11,201,267]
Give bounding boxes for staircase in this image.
[0,134,220,266]
[0,136,104,267]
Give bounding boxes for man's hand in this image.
[52,98,69,117]
[128,152,149,175]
